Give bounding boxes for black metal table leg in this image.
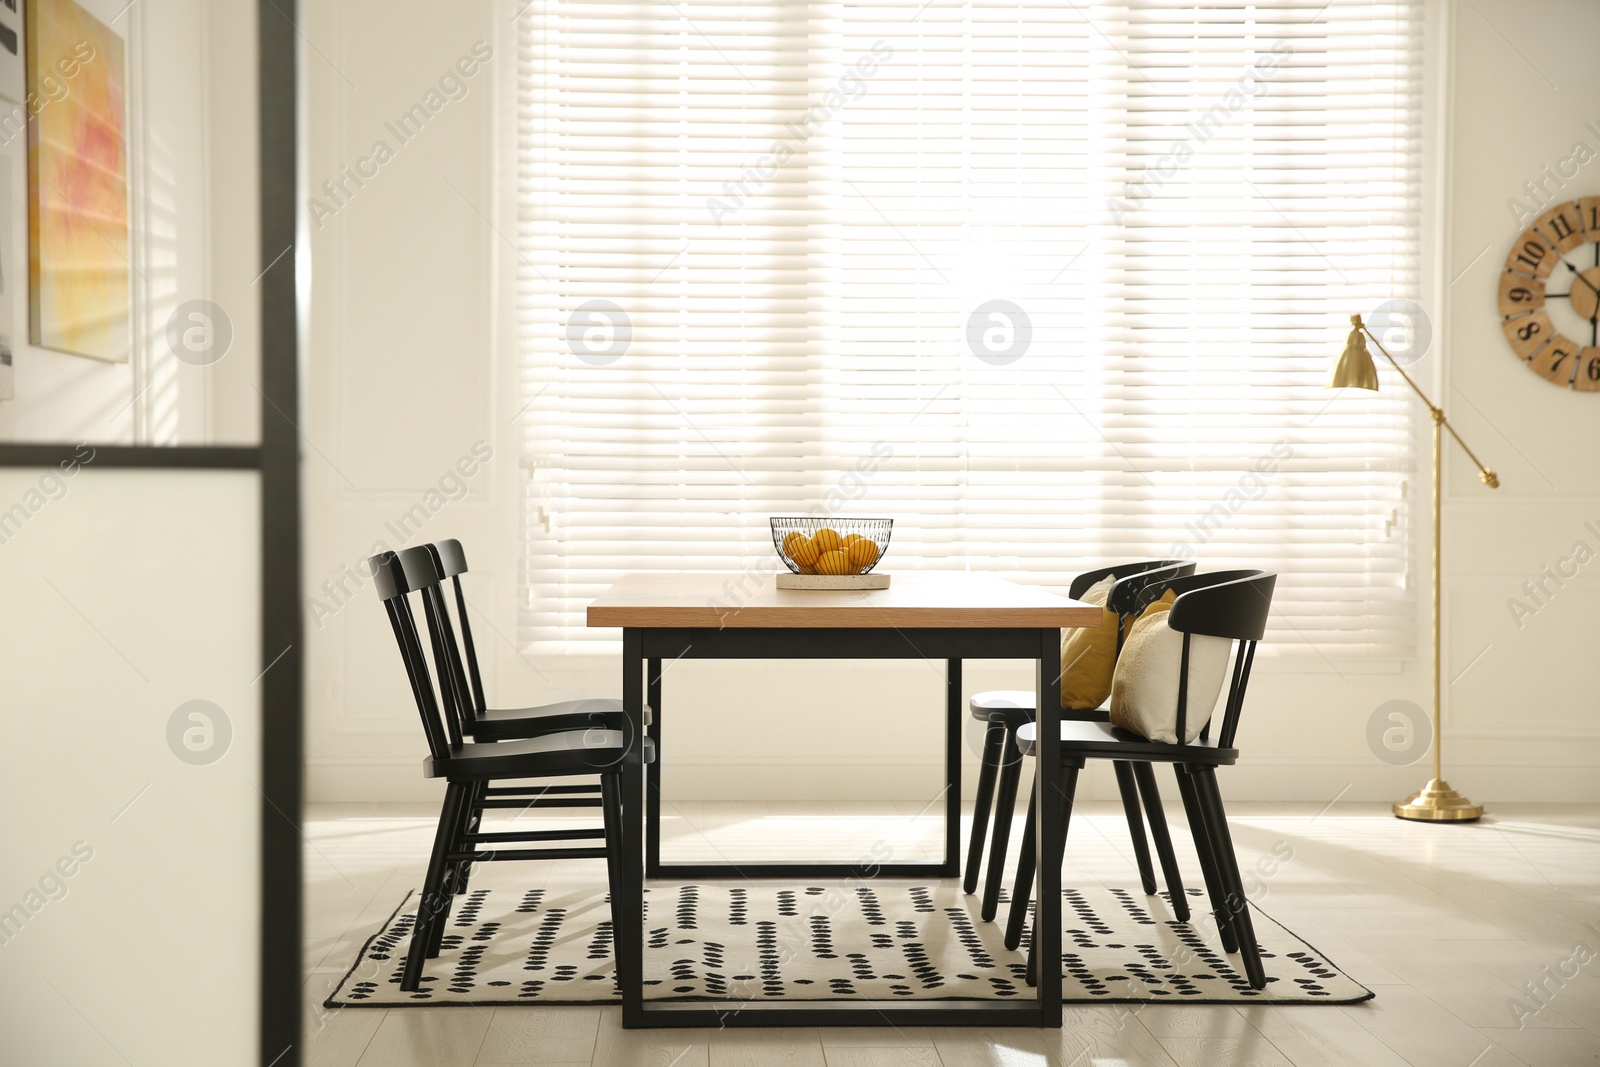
[1033,627,1062,1025]
[621,623,1066,1027]
[943,658,962,876]
[619,628,647,1028]
[646,656,662,877]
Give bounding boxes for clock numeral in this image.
[1579,197,1600,239]
[1503,309,1555,359]
[1506,234,1556,279]
[1530,334,1581,387]
[1497,272,1545,318]
[1573,347,1600,393]
[1536,202,1587,252]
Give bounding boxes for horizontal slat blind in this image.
[515,1,1422,656]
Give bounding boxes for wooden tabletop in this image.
[586,571,1100,630]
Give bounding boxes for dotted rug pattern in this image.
[325,882,1373,1007]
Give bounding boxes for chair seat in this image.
[969,690,1111,727]
[461,698,653,741]
[425,731,656,780]
[1015,719,1237,766]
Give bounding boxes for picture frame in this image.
[25,0,127,363]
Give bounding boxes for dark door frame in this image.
[0,4,302,1065]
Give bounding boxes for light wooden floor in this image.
[304,799,1600,1066]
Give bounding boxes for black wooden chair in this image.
[965,560,1196,924]
[417,539,653,891]
[422,538,651,742]
[371,547,648,993]
[1004,569,1277,990]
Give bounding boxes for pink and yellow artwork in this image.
[26,0,126,362]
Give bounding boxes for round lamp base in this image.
[1393,779,1483,822]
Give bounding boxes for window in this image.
[514,1,1423,656]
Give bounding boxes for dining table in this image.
[587,570,1099,1028]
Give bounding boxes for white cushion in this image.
[1108,612,1233,744]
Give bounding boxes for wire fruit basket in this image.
[769,517,893,588]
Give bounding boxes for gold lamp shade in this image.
[1327,314,1379,391]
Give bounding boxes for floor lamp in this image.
[1327,313,1498,822]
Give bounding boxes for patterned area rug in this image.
[325,882,1371,1007]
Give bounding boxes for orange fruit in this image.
[788,536,820,567]
[781,531,808,558]
[816,550,851,575]
[845,538,879,571]
[812,527,843,553]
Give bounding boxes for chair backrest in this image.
[1163,569,1277,749]
[368,549,461,762]
[1068,559,1193,600]
[1075,560,1197,655]
[424,539,487,718]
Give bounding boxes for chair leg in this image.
[447,780,485,896]
[1025,763,1080,988]
[1132,763,1189,922]
[964,720,1005,895]
[401,781,466,992]
[1193,767,1265,989]
[428,780,477,958]
[1002,775,1037,951]
[980,733,1025,922]
[1112,761,1158,894]
[600,773,629,982]
[1174,766,1237,954]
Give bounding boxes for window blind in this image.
[514,0,1423,656]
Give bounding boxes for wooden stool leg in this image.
[1132,762,1189,921]
[1194,767,1265,989]
[1175,766,1237,953]
[1113,760,1158,894]
[964,720,1005,894]
[1025,763,1079,988]
[1002,778,1037,951]
[402,782,466,992]
[980,737,1024,921]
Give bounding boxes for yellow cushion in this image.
[1126,589,1177,637]
[1060,583,1176,710]
[1059,577,1117,709]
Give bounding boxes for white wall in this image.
[0,3,265,1063]
[0,468,260,1066]
[1436,0,1600,797]
[0,0,258,446]
[304,0,1600,806]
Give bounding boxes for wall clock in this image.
[1499,197,1600,390]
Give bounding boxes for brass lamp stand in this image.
[1328,314,1498,822]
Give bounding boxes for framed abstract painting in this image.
[26,0,125,362]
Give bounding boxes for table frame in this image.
[614,625,1064,1029]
